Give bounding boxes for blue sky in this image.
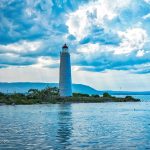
[0,0,150,91]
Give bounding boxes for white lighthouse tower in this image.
[59,44,72,97]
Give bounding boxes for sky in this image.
[0,0,150,91]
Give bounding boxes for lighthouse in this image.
[59,44,72,97]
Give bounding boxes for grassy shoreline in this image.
[0,87,140,105]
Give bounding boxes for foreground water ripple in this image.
[0,102,150,150]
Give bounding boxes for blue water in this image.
[0,101,150,150]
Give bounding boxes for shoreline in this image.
[0,97,140,105]
[0,101,141,106]
[0,87,141,105]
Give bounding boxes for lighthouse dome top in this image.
[62,44,69,52]
[62,43,68,49]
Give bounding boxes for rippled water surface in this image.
[0,102,150,150]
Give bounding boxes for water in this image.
[0,101,150,150]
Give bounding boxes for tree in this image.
[27,89,39,99]
[103,92,111,98]
[73,93,89,97]
[0,92,5,97]
[91,94,99,98]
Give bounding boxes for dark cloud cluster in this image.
[79,26,121,45]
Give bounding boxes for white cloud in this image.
[143,13,150,19]
[76,43,101,63]
[114,28,148,54]
[66,0,131,41]
[77,42,114,54]
[136,49,145,57]
[75,43,114,63]
[144,0,150,4]
[0,53,35,66]
[0,66,59,83]
[0,40,42,54]
[77,43,100,54]
[33,56,59,68]
[130,63,150,74]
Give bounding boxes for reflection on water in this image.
[57,104,72,149]
[0,102,150,149]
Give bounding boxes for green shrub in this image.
[91,94,100,98]
[103,92,112,98]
